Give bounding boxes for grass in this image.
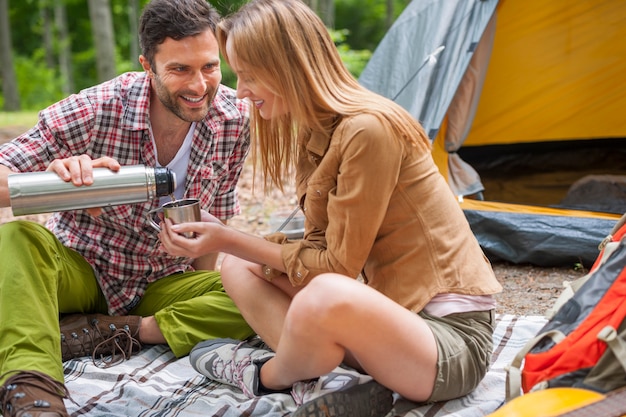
[0,111,39,128]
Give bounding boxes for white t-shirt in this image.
[150,122,195,206]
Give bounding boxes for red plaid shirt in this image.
[0,72,250,315]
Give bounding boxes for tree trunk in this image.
[87,0,116,82]
[301,0,333,27]
[40,0,56,68]
[128,0,140,69]
[319,0,334,28]
[303,0,318,12]
[55,0,74,94]
[0,0,21,111]
[386,0,394,30]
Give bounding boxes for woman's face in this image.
[226,38,288,120]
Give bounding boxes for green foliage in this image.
[220,62,237,90]
[2,0,409,111]
[330,29,372,78]
[336,0,409,51]
[209,0,249,16]
[13,54,65,111]
[71,48,98,92]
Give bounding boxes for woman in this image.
[159,0,502,415]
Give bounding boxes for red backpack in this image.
[506,214,626,400]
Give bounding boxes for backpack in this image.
[505,213,626,401]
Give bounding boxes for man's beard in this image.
[153,75,215,122]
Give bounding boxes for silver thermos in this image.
[8,165,176,216]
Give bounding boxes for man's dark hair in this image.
[139,0,221,69]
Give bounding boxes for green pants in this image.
[0,220,254,385]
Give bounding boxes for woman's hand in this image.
[158,212,224,258]
[160,209,287,273]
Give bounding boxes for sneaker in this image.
[189,338,274,398]
[60,313,142,367]
[291,367,394,417]
[0,370,70,417]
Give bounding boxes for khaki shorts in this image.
[420,309,495,402]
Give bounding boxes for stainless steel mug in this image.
[147,198,201,238]
[8,165,176,216]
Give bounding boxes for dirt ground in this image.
[0,125,588,318]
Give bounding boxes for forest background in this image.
[0,0,588,316]
[0,0,410,112]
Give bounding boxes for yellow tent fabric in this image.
[465,0,626,147]
[460,199,621,220]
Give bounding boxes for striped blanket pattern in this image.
[63,314,546,416]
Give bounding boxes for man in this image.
[0,1,254,415]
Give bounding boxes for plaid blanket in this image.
[63,314,546,416]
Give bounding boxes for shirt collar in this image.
[121,72,151,132]
[304,116,341,158]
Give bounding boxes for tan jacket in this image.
[265,113,502,313]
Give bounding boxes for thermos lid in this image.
[154,167,176,197]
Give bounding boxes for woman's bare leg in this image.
[220,255,301,349]
[259,273,439,402]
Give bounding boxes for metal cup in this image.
[148,198,201,238]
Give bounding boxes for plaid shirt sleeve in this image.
[0,94,99,173]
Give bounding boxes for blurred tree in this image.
[303,0,335,27]
[1,0,409,111]
[331,29,371,77]
[210,0,247,16]
[336,0,408,51]
[386,0,394,29]
[88,0,116,82]
[0,0,21,111]
[55,0,74,94]
[40,0,55,68]
[128,0,140,68]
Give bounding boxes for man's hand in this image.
[46,155,121,186]
[46,155,121,216]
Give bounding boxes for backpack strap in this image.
[598,326,626,374]
[544,276,588,320]
[506,330,566,401]
[545,240,621,320]
[599,211,626,251]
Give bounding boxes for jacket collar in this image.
[304,116,342,158]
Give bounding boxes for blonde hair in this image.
[217,0,430,190]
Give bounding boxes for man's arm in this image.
[0,164,13,208]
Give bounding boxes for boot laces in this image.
[211,341,257,398]
[0,370,72,416]
[61,318,141,368]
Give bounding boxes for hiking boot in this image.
[189,338,274,398]
[291,379,394,417]
[0,370,70,417]
[290,366,394,417]
[60,313,142,368]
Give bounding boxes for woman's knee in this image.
[220,255,241,289]
[219,255,260,294]
[289,273,357,324]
